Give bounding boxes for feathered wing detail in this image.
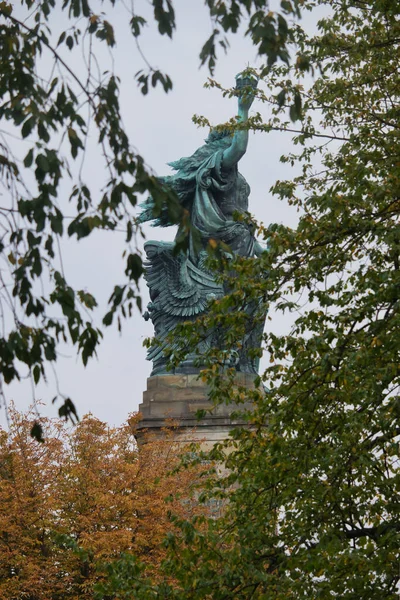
[144,241,222,318]
[143,241,224,373]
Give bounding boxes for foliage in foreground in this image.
[0,407,204,599]
[100,1,400,598]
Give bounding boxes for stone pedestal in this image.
[136,372,257,447]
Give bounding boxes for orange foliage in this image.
[0,407,203,599]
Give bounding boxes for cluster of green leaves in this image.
[100,1,400,598]
[201,0,302,73]
[0,0,302,435]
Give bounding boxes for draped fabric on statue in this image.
[190,149,255,262]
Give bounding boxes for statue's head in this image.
[205,128,233,144]
[168,128,232,175]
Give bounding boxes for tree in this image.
[0,407,205,599]
[97,0,400,598]
[0,0,303,434]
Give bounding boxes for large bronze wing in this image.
[144,241,223,371]
[144,241,223,319]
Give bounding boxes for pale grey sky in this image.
[2,1,322,428]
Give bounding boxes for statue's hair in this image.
[168,130,232,176]
[205,128,233,144]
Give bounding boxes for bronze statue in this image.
[140,72,266,376]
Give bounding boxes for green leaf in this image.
[23,148,34,168]
[36,154,50,173]
[21,117,36,138]
[57,31,66,46]
[276,89,286,108]
[77,290,97,310]
[200,30,218,74]
[153,0,175,38]
[58,398,79,423]
[102,311,113,326]
[136,73,149,95]
[30,421,45,442]
[81,0,90,17]
[130,14,146,37]
[31,421,44,443]
[33,364,41,384]
[96,20,116,46]
[37,121,50,143]
[125,253,143,283]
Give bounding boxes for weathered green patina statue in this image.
[141,72,266,376]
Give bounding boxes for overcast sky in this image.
[1,1,323,429]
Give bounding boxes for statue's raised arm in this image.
[221,71,258,169]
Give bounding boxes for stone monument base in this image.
[136,372,257,448]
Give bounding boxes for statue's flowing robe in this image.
[189,149,256,262]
